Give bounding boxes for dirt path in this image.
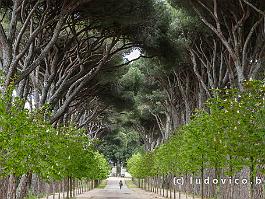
[76,177,165,199]
[43,177,198,199]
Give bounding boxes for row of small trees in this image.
[0,90,109,198]
[128,81,265,199]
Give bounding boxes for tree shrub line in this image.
[0,91,109,198]
[128,81,265,199]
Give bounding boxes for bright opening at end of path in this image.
[124,48,141,61]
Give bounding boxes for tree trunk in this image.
[201,164,204,199]
[16,174,30,199]
[250,157,255,199]
[234,61,245,91]
[0,177,9,199]
[165,112,171,140]
[7,174,16,199]
[30,174,39,196]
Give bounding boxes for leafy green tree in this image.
[127,152,155,178]
[128,80,265,199]
[98,128,142,164]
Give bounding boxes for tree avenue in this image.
[0,0,152,198]
[0,0,265,199]
[128,81,265,197]
[0,90,109,198]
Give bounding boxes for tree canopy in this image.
[0,0,265,198]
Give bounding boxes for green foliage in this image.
[119,66,144,93]
[128,80,265,178]
[117,59,167,121]
[127,152,155,178]
[0,93,109,181]
[98,128,142,164]
[127,153,143,178]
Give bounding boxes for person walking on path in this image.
[119,180,123,189]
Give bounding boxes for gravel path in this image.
[43,177,198,199]
[76,177,165,199]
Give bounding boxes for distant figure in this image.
[119,180,123,189]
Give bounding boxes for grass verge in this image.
[125,179,138,189]
[96,180,107,189]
